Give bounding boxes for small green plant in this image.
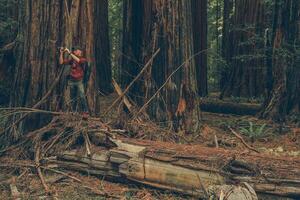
[124,191,135,200]
[239,121,269,139]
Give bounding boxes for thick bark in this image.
[220,0,233,91]
[0,43,15,105]
[0,0,19,92]
[54,135,300,198]
[260,0,300,121]
[1,113,298,199]
[121,0,199,131]
[121,0,144,104]
[94,0,113,95]
[221,0,266,98]
[9,0,112,132]
[191,0,208,97]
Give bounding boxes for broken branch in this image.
[104,49,160,115]
[228,127,259,153]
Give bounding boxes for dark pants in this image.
[68,80,89,112]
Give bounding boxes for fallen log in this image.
[1,113,298,199]
[200,99,261,116]
[51,134,300,199]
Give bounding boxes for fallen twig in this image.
[51,170,116,198]
[196,174,209,198]
[111,79,145,122]
[83,128,92,157]
[214,134,219,148]
[41,166,119,198]
[34,141,51,195]
[1,68,64,135]
[0,160,118,198]
[10,182,21,200]
[228,127,259,153]
[133,48,210,119]
[0,41,16,53]
[104,49,160,116]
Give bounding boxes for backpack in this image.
[83,61,92,89]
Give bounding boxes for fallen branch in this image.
[35,141,50,194]
[0,41,16,53]
[1,68,64,135]
[133,48,210,119]
[0,160,118,198]
[112,79,135,114]
[83,127,92,157]
[10,184,21,200]
[44,165,118,198]
[228,127,260,153]
[54,135,300,198]
[111,79,150,124]
[1,114,299,199]
[104,49,160,115]
[214,134,219,148]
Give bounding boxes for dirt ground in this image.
[0,168,189,200]
[0,93,299,199]
[100,93,300,155]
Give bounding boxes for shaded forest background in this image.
[0,1,299,199]
[0,0,299,130]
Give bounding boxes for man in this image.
[59,46,89,119]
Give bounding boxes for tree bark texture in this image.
[94,0,113,95]
[191,0,208,97]
[54,135,300,198]
[260,0,300,121]
[121,0,199,132]
[221,0,266,98]
[9,0,112,132]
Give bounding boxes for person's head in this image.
[72,46,83,57]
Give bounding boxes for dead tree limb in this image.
[104,49,160,115]
[54,135,300,198]
[0,41,16,53]
[2,68,64,135]
[133,49,210,119]
[34,141,50,195]
[228,127,260,153]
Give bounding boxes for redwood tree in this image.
[0,0,18,105]
[260,0,300,121]
[221,0,266,98]
[191,0,208,97]
[220,0,233,91]
[122,0,199,132]
[8,0,112,134]
[94,0,113,95]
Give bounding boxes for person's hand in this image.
[59,47,65,54]
[64,48,71,54]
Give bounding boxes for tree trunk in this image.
[53,134,300,199]
[221,0,266,98]
[220,0,233,92]
[8,0,112,133]
[94,0,113,95]
[260,0,300,121]
[191,0,208,97]
[121,0,199,132]
[0,0,18,105]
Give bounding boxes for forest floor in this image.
[0,93,299,199]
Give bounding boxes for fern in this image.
[239,121,269,139]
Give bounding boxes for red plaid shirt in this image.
[63,58,87,80]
